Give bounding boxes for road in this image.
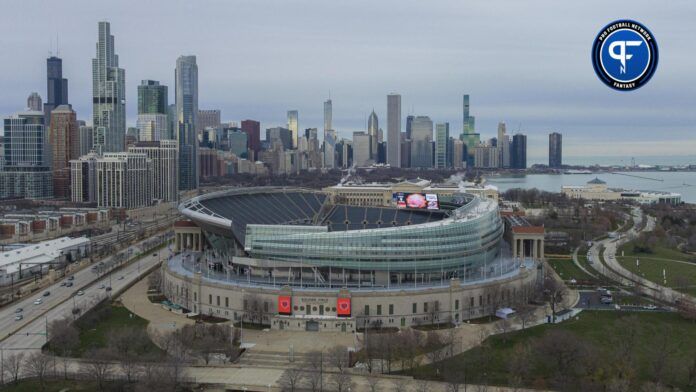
[0,238,172,353]
[587,207,694,305]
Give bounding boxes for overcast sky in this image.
[1,0,695,159]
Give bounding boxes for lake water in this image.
[485,171,696,203]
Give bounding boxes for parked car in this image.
[43,291,50,297]
[15,314,23,321]
[600,296,613,304]
[33,298,43,305]
[644,304,658,310]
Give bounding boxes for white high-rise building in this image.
[95,152,153,208]
[323,99,332,133]
[497,122,510,168]
[128,140,178,202]
[70,151,99,203]
[387,94,401,167]
[352,132,371,167]
[136,113,168,141]
[92,21,126,154]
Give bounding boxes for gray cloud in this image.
[0,0,694,159]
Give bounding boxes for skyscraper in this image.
[406,115,414,140]
[497,122,510,168]
[435,122,450,169]
[45,56,69,122]
[175,55,199,190]
[0,111,53,199]
[323,99,332,133]
[460,94,480,166]
[129,140,178,202]
[137,80,168,115]
[352,132,371,167]
[387,93,401,167]
[241,120,261,158]
[367,110,378,159]
[410,116,433,168]
[198,109,221,132]
[287,110,299,148]
[49,105,79,198]
[92,22,125,154]
[549,132,562,168]
[27,92,42,111]
[511,133,527,169]
[323,130,336,169]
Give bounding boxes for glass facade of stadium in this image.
[177,189,521,290]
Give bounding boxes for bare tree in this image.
[328,345,349,373]
[516,303,536,330]
[393,377,411,392]
[135,362,178,392]
[23,352,51,391]
[543,268,568,323]
[243,293,265,325]
[279,367,304,392]
[82,348,113,391]
[331,371,354,392]
[304,351,324,392]
[2,352,24,385]
[365,375,381,392]
[148,268,163,291]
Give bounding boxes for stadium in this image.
[163,186,539,332]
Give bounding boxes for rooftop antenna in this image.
[56,33,60,56]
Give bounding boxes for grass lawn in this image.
[73,302,162,357]
[547,258,595,283]
[410,311,696,390]
[617,242,696,296]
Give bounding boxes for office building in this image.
[96,152,153,208]
[453,139,465,169]
[45,56,69,122]
[460,94,479,166]
[387,93,401,167]
[410,116,433,168]
[323,99,332,133]
[1,111,52,199]
[92,22,125,154]
[368,110,378,159]
[266,127,293,150]
[405,115,414,140]
[241,120,261,157]
[352,132,371,167]
[227,130,248,158]
[176,55,199,190]
[128,140,177,202]
[511,134,527,169]
[137,80,168,115]
[323,130,336,169]
[549,132,562,168]
[435,122,450,169]
[49,105,79,199]
[474,145,500,168]
[198,109,221,133]
[497,122,510,168]
[70,151,99,203]
[287,110,298,149]
[27,92,42,111]
[78,125,94,157]
[136,114,167,142]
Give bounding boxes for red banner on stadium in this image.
[337,297,351,317]
[278,296,292,315]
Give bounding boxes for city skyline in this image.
[0,1,694,161]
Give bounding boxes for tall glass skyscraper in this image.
[137,80,168,142]
[409,116,432,168]
[176,55,199,190]
[92,21,125,154]
[511,133,527,169]
[287,110,298,149]
[368,110,378,159]
[549,132,562,168]
[387,93,401,168]
[45,56,69,122]
[323,99,332,133]
[435,122,450,169]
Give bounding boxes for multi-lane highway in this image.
[0,238,172,353]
